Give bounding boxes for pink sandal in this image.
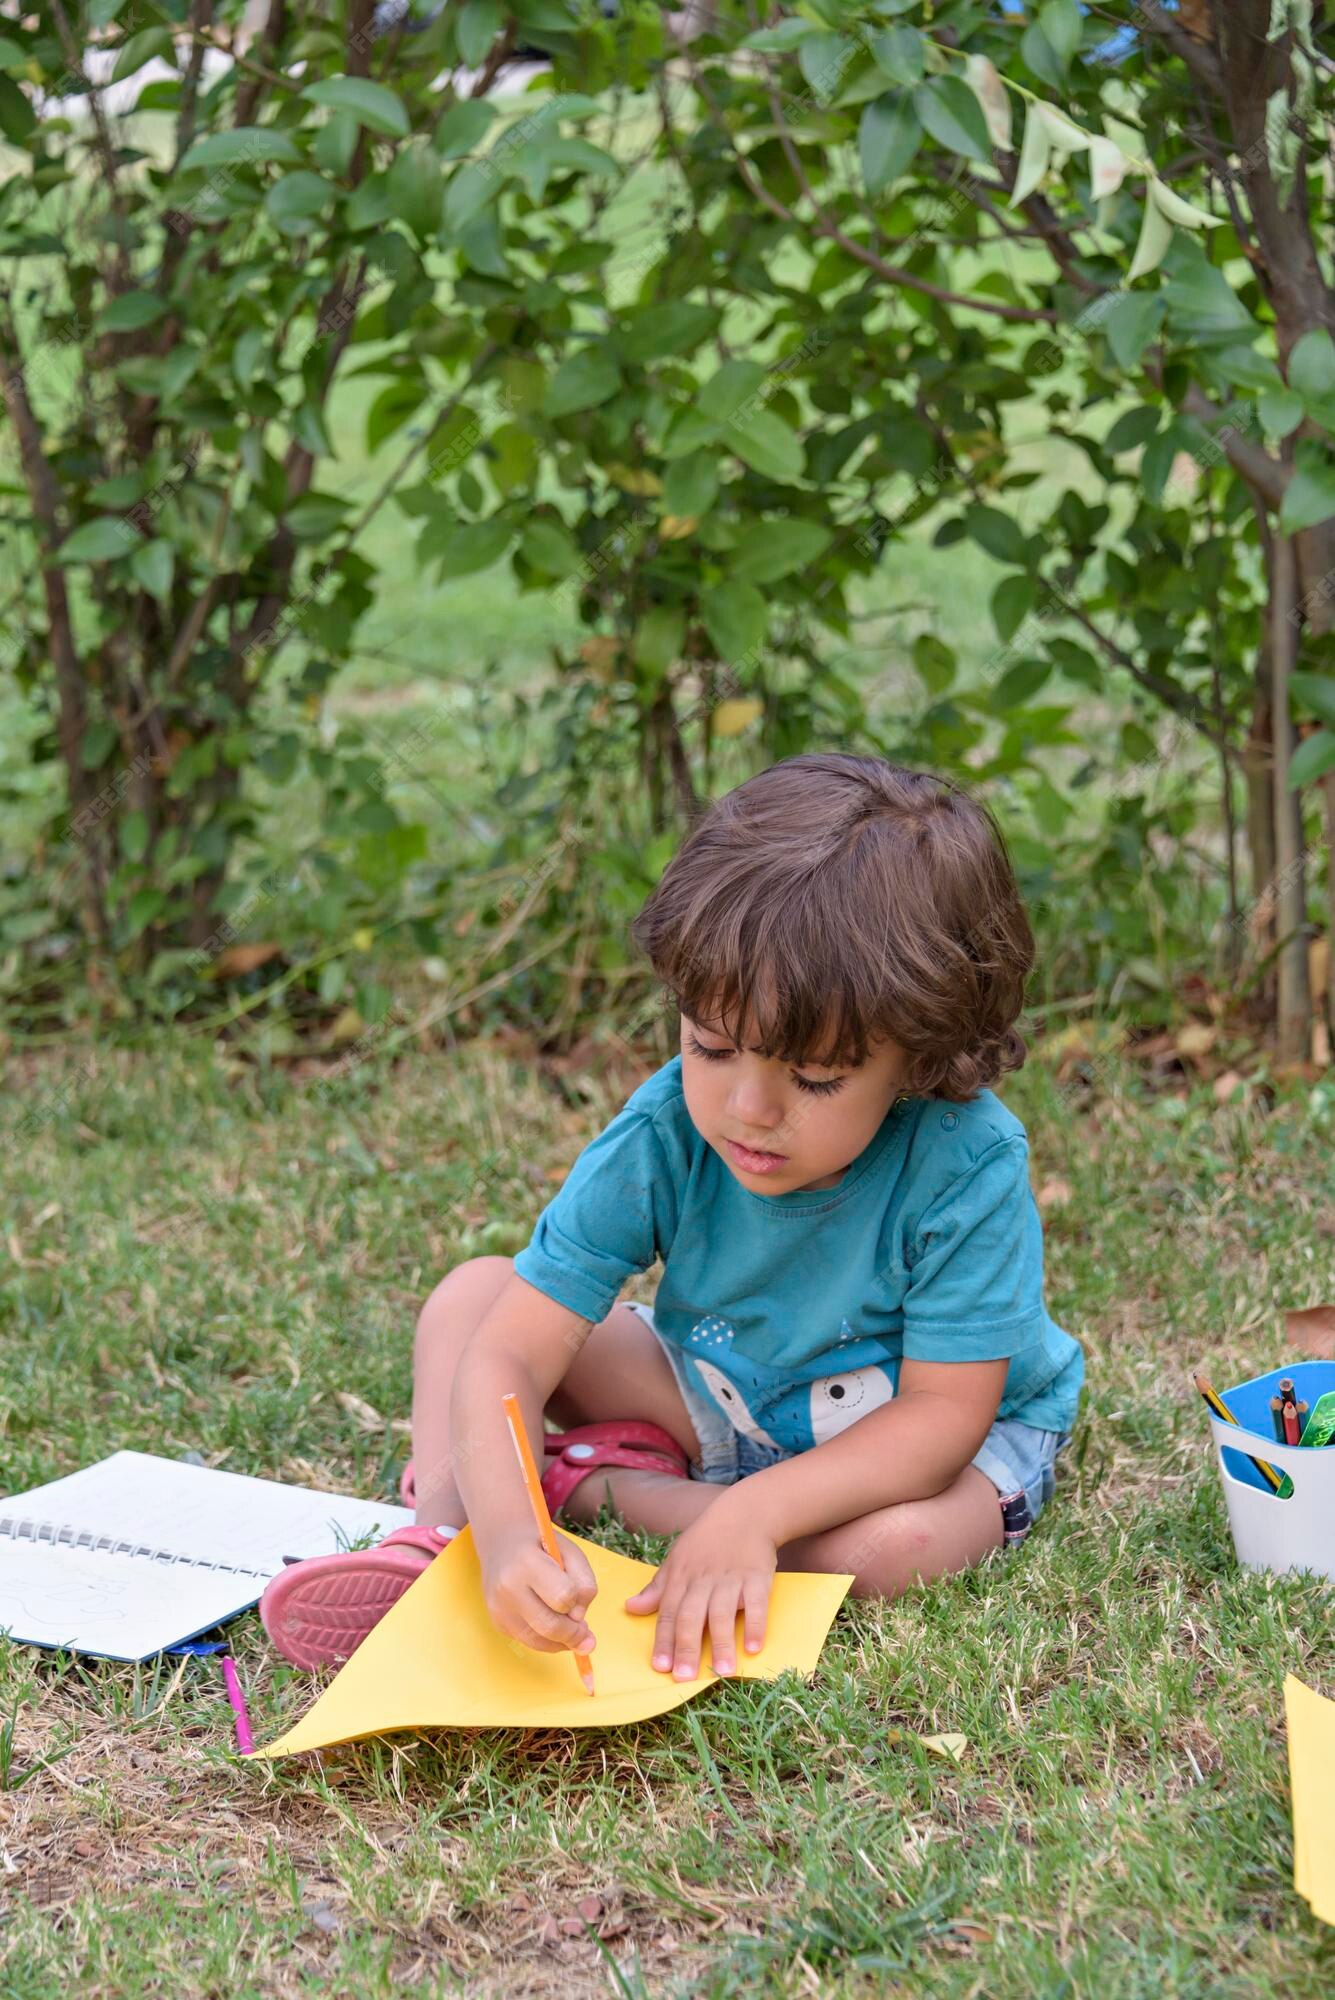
[398,1418,691,1515]
[259,1525,450,1671]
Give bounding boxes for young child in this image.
[261,752,1083,1680]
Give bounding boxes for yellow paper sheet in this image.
[250,1527,852,1753]
[1285,1674,1335,1926]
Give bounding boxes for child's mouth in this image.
[724,1137,788,1175]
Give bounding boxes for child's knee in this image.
[414,1255,514,1363]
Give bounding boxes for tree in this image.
[2,2,1333,1066]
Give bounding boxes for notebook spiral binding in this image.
[0,1513,272,1582]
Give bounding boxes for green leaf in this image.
[993,657,1052,708]
[0,74,35,145]
[130,539,173,599]
[730,409,804,482]
[729,519,832,584]
[1162,242,1257,342]
[111,26,174,82]
[521,516,580,577]
[859,94,921,195]
[59,518,135,564]
[699,361,768,423]
[302,76,409,138]
[1104,406,1160,454]
[702,580,767,663]
[1101,292,1165,369]
[869,26,924,85]
[265,171,334,229]
[125,888,167,939]
[312,110,359,177]
[457,0,503,66]
[286,494,351,541]
[433,99,496,159]
[544,345,620,418]
[912,633,956,694]
[1259,385,1305,438]
[1289,327,1335,412]
[177,127,303,172]
[991,573,1037,644]
[663,452,719,517]
[366,378,427,453]
[0,35,28,68]
[618,302,718,363]
[1290,674,1335,729]
[1287,728,1335,790]
[1038,0,1082,68]
[386,143,443,240]
[121,810,149,864]
[912,76,992,165]
[963,504,1029,567]
[1280,453,1335,534]
[1140,426,1182,507]
[424,516,513,578]
[95,290,169,333]
[1212,345,1282,393]
[443,159,500,235]
[635,605,685,678]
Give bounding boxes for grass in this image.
[2,1026,1335,1996]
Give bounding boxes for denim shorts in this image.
[626,1302,1068,1548]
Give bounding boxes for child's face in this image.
[679,1008,907,1195]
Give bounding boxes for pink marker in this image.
[221,1655,254,1754]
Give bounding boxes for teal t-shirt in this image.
[513,1056,1084,1448]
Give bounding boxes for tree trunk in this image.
[1270,537,1311,1063]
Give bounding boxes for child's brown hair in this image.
[630,753,1035,1103]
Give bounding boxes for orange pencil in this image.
[500,1392,595,1697]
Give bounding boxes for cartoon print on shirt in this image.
[680,1311,897,1452]
[808,1364,895,1444]
[691,1358,785,1450]
[683,1314,784,1450]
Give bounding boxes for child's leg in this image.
[410,1256,707,1531]
[775,1465,1004,1595]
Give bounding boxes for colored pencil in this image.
[1191,1373,1285,1494]
[500,1393,595,1697]
[220,1654,254,1754]
[1283,1398,1302,1446]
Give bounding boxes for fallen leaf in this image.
[1285,1304,1335,1359]
[335,1390,385,1432]
[211,942,282,980]
[577,1894,603,1921]
[920,1732,968,1762]
[1036,1177,1072,1211]
[1174,1022,1216,1059]
[1212,1069,1246,1105]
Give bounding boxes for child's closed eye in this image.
[685,1032,846,1097]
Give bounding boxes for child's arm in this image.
[450,1272,602,1659]
[626,1355,1008,1678]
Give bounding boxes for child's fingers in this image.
[624,1569,665,1615]
[707,1583,741,1676]
[554,1533,598,1607]
[741,1573,769,1657]
[514,1586,596,1654]
[669,1582,713,1681]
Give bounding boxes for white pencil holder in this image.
[1206,1361,1335,1582]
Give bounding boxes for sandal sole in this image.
[260,1548,432,1671]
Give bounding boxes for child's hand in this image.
[480,1528,598,1657]
[625,1509,776,1680]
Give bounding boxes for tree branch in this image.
[685,54,1061,325]
[0,295,109,943]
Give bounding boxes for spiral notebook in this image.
[0,1451,413,1661]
